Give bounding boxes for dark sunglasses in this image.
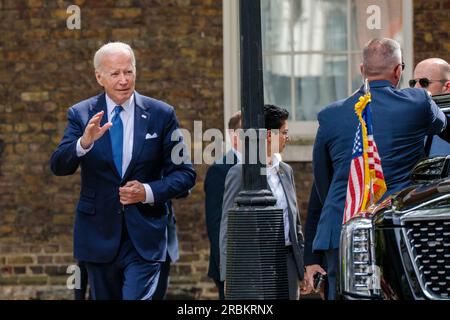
[409,78,448,88]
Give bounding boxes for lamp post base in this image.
[226,190,289,300]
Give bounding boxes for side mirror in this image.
[410,156,450,184]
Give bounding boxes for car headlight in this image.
[340,217,381,299]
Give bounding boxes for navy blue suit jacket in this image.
[312,80,446,251]
[204,151,237,281]
[304,182,323,266]
[50,92,196,263]
[428,136,450,156]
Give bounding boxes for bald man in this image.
[411,58,450,156]
[410,58,450,95]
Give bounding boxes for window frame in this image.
[223,0,413,161]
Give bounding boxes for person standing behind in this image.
[204,111,241,300]
[50,42,196,300]
[308,38,447,300]
[153,201,178,300]
[220,105,304,300]
[410,58,450,96]
[301,182,327,298]
[74,261,90,300]
[410,58,450,156]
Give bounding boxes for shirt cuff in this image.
[142,183,155,205]
[76,138,94,157]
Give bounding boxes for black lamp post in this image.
[225,0,289,300]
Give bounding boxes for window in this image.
[224,0,413,161]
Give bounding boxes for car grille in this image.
[405,219,450,299]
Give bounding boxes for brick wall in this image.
[413,0,450,63]
[0,0,223,299]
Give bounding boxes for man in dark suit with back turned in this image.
[301,182,326,298]
[204,111,241,300]
[152,200,179,300]
[50,42,196,300]
[307,38,448,300]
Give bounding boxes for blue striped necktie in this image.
[110,105,123,177]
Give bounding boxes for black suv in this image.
[339,94,450,300]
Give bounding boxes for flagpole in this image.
[343,78,387,223]
[364,78,369,94]
[364,78,375,207]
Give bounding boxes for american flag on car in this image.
[343,91,387,224]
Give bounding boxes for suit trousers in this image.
[324,248,339,300]
[84,227,161,300]
[287,247,299,300]
[153,255,172,300]
[74,261,89,300]
[213,279,225,300]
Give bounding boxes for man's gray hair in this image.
[93,42,136,72]
[362,38,401,77]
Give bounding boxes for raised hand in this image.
[80,111,112,149]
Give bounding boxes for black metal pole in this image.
[240,0,267,191]
[225,0,289,300]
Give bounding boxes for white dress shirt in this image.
[266,153,291,246]
[233,148,242,163]
[76,93,154,204]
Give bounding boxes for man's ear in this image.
[395,64,402,80]
[267,129,272,143]
[232,134,238,149]
[95,70,104,87]
[444,80,450,94]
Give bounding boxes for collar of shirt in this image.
[265,153,291,246]
[233,149,242,163]
[266,153,282,175]
[105,92,135,121]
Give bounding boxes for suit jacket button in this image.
[117,209,122,215]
